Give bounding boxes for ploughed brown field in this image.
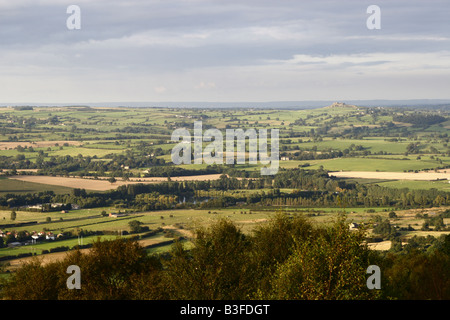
[9,174,225,191]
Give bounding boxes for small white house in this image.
[46,233,55,240]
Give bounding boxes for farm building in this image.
[109,212,128,218]
[349,222,359,230]
[46,233,55,240]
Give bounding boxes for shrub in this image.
[49,246,69,253]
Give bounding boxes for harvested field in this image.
[394,206,450,218]
[127,174,224,182]
[6,249,90,270]
[367,241,391,251]
[162,225,194,238]
[9,174,224,191]
[0,141,83,149]
[329,171,450,181]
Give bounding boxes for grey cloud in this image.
[1,0,449,102]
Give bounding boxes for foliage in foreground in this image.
[0,214,449,300]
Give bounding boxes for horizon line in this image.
[2,98,450,105]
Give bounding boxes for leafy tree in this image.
[60,238,163,300]
[128,220,144,233]
[16,230,30,242]
[267,215,380,300]
[250,212,313,295]
[442,234,450,256]
[373,219,393,238]
[163,219,254,299]
[381,250,450,299]
[428,215,445,231]
[4,233,16,245]
[0,259,61,299]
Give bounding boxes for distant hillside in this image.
[2,99,450,110]
[324,102,361,109]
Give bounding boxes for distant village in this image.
[1,229,62,248]
[0,202,81,248]
[0,203,130,249]
[20,202,80,212]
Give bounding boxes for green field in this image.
[279,157,444,172]
[377,180,450,191]
[0,177,74,195]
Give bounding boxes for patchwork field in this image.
[0,104,449,278]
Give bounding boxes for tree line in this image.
[393,113,447,126]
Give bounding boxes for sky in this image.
[1,0,450,105]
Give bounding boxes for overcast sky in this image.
[1,0,450,104]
